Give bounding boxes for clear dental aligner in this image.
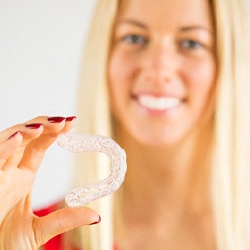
[57,132,127,207]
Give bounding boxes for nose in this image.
[142,40,178,84]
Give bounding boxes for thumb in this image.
[34,206,101,247]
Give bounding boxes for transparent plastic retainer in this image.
[57,132,127,207]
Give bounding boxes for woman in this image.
[71,0,250,249]
[1,0,250,249]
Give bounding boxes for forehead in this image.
[117,0,214,31]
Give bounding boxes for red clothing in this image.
[34,202,119,250]
[34,203,68,250]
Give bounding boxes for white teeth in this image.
[138,95,180,110]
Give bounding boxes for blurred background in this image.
[0,1,250,210]
[0,0,97,209]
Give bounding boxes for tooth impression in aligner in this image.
[57,132,127,207]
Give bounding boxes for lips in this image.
[137,95,181,110]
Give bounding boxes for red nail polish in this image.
[66,116,77,122]
[8,131,20,140]
[48,117,65,123]
[25,123,43,129]
[89,215,101,225]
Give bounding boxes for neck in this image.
[115,123,213,223]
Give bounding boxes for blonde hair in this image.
[73,1,119,249]
[73,0,250,249]
[211,0,250,249]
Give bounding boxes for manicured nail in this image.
[89,215,101,225]
[66,116,77,122]
[48,117,65,123]
[25,123,43,129]
[8,131,20,140]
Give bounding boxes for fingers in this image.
[3,124,45,171]
[34,207,101,247]
[19,117,75,172]
[0,132,23,169]
[0,116,76,172]
[19,116,77,172]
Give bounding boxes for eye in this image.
[122,34,148,45]
[180,39,203,50]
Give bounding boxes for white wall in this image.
[0,0,97,209]
[1,0,250,210]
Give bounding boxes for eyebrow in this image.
[116,19,148,30]
[116,19,214,34]
[181,26,214,34]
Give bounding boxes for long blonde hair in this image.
[211,0,250,249]
[72,1,119,249]
[73,0,250,249]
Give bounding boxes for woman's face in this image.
[108,0,216,146]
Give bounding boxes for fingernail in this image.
[8,131,20,140]
[89,215,101,225]
[25,123,43,129]
[66,116,77,122]
[48,117,65,123]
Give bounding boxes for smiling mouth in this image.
[138,95,181,110]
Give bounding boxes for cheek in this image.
[184,58,216,101]
[175,58,216,142]
[107,50,134,117]
[108,48,138,83]
[108,49,139,103]
[181,58,216,128]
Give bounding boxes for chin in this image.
[134,131,185,147]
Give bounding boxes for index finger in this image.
[19,116,76,172]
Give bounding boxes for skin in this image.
[109,0,216,146]
[0,116,100,250]
[0,0,217,248]
[109,0,217,249]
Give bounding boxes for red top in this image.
[34,203,71,250]
[34,203,119,250]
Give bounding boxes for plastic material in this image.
[57,132,127,207]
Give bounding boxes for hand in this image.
[0,116,100,250]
